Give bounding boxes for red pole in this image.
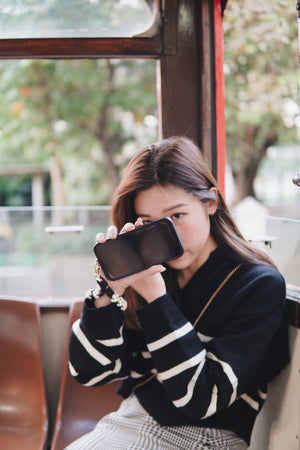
[214,0,226,196]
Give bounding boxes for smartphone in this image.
[93,217,184,281]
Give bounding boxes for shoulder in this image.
[232,263,286,316]
[212,247,284,290]
[238,263,285,290]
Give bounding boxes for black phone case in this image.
[93,217,184,281]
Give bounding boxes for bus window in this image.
[0,0,157,38]
[223,0,300,290]
[0,58,157,298]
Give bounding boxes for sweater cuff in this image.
[136,294,187,341]
[80,298,125,339]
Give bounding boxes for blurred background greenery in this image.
[0,58,158,206]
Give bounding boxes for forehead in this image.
[134,184,197,216]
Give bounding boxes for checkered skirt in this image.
[65,394,248,449]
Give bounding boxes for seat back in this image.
[0,298,48,450]
[51,301,122,450]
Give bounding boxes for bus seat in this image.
[0,298,48,450]
[51,301,122,450]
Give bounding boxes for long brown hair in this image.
[111,136,275,327]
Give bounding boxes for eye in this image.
[171,213,183,221]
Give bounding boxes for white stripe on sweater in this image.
[159,349,206,381]
[96,326,124,346]
[258,388,267,400]
[197,331,213,342]
[68,361,78,377]
[83,359,126,386]
[172,351,238,418]
[207,351,238,406]
[203,384,219,418]
[240,393,259,411]
[201,353,238,418]
[172,353,206,407]
[72,319,111,365]
[147,322,194,352]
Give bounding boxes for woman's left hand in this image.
[95,218,167,303]
[97,264,166,303]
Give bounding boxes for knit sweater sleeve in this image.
[68,299,130,386]
[136,265,286,421]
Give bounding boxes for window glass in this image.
[0,59,157,207]
[224,0,299,220]
[0,58,157,297]
[223,0,300,288]
[0,0,155,38]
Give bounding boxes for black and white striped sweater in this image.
[68,247,289,445]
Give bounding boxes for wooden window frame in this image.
[0,0,219,174]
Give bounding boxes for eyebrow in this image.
[163,203,187,214]
[136,203,188,218]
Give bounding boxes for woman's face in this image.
[134,184,218,285]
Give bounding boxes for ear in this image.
[207,187,218,215]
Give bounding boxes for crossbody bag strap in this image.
[193,264,242,328]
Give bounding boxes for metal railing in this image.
[0,206,299,299]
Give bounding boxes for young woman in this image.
[66,136,289,449]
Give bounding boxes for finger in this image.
[102,265,166,297]
[107,225,118,239]
[135,217,143,227]
[142,264,166,276]
[125,264,166,285]
[119,222,135,234]
[95,232,106,243]
[94,259,102,278]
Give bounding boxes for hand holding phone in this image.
[94,217,184,281]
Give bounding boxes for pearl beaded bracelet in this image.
[85,277,128,311]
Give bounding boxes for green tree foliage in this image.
[223,0,299,204]
[0,58,157,206]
